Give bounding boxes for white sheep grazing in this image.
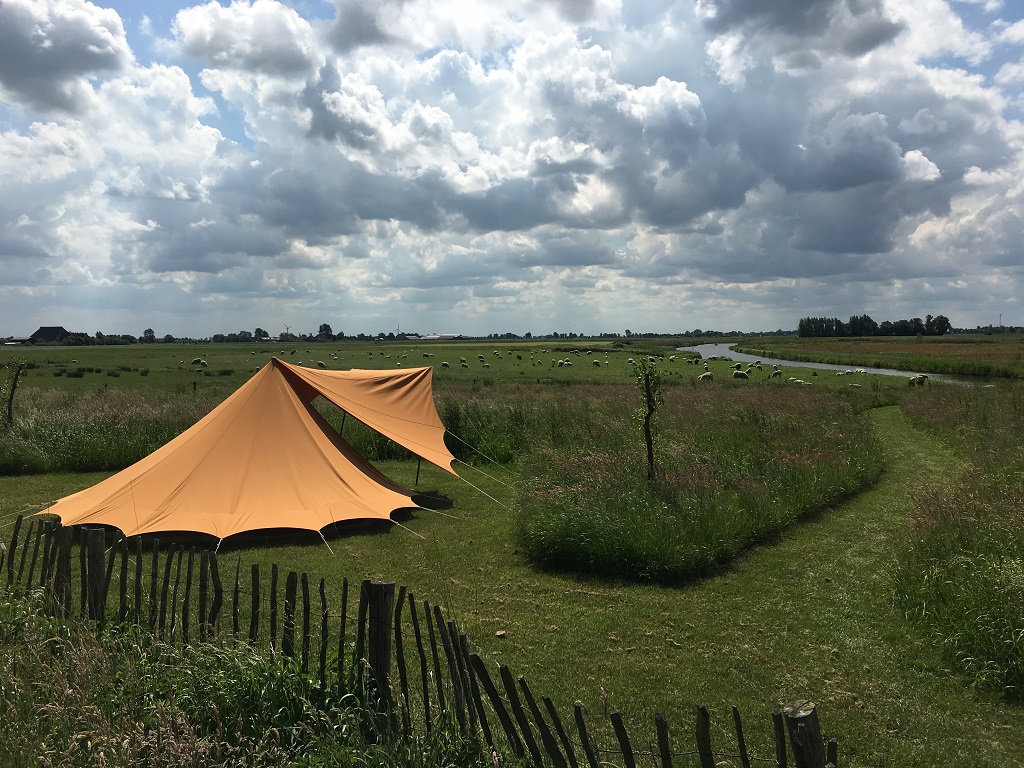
[317,361,326,368]
[461,362,469,368]
[459,357,467,363]
[698,371,714,382]
[771,369,782,378]
[908,374,928,386]
[199,360,208,367]
[593,360,601,366]
[669,355,676,361]
[441,361,450,368]
[732,370,749,380]
[191,357,203,365]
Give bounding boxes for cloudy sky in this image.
[1,0,1022,338]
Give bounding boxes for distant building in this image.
[30,326,72,344]
[419,333,464,341]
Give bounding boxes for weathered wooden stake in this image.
[248,563,260,645]
[366,581,396,713]
[695,704,714,768]
[209,552,222,633]
[470,654,523,759]
[408,593,432,732]
[393,584,412,736]
[181,548,195,646]
[282,570,298,659]
[783,700,828,768]
[610,711,636,768]
[573,703,601,768]
[655,713,673,768]
[519,675,566,768]
[733,705,752,768]
[318,579,329,690]
[300,572,311,674]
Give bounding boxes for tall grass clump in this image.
[0,388,217,475]
[894,383,1024,699]
[515,385,883,584]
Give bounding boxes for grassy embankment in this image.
[1,341,1022,765]
[733,333,1024,379]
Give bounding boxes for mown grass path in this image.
[2,405,1021,766]
[328,404,1023,767]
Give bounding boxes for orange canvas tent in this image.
[41,358,457,541]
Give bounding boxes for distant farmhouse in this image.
[31,326,72,343]
[3,326,73,345]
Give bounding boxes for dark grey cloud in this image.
[701,0,904,61]
[326,0,399,52]
[0,0,130,113]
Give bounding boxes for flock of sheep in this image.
[180,348,931,387]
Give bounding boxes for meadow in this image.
[1,339,1022,766]
[731,332,1024,379]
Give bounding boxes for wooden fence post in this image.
[783,700,828,768]
[5,515,22,592]
[366,581,396,711]
[282,570,298,660]
[85,527,105,624]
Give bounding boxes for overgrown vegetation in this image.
[894,383,1024,699]
[0,591,488,767]
[514,385,883,583]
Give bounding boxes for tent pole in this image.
[415,457,422,485]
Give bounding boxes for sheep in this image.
[461,362,469,368]
[697,371,713,382]
[732,370,749,380]
[908,374,928,386]
[199,360,208,367]
[459,357,467,363]
[593,360,601,367]
[191,357,203,365]
[317,361,326,368]
[771,369,782,378]
[441,361,450,368]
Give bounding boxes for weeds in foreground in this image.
[0,593,492,767]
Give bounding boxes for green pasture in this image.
[0,337,916,397]
[734,333,1024,379]
[1,341,1022,766]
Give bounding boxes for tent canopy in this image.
[42,358,457,540]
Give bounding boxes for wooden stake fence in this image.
[2,517,839,767]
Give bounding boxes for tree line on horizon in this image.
[798,313,953,338]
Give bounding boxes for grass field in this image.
[733,333,1024,379]
[1,340,1022,766]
